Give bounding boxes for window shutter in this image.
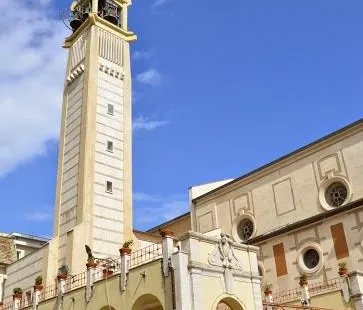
[273,243,288,277]
[330,223,349,259]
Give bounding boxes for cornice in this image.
[193,119,363,205]
[177,230,259,253]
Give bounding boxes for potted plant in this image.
[34,276,43,290]
[85,245,98,268]
[160,228,174,238]
[86,256,98,269]
[102,268,114,278]
[101,258,116,279]
[13,287,23,299]
[338,262,348,276]
[120,239,133,255]
[299,274,308,286]
[263,284,273,295]
[57,265,69,280]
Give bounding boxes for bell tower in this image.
[53,0,136,275]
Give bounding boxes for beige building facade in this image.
[189,119,363,309]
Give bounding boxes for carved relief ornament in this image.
[208,233,243,270]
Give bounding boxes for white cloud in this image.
[136,69,161,86]
[134,194,189,228]
[152,0,167,8]
[0,0,68,177]
[132,50,151,61]
[133,115,169,131]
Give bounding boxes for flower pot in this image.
[119,247,132,255]
[339,268,348,276]
[160,229,174,238]
[86,262,98,269]
[13,293,22,300]
[264,289,272,295]
[57,274,68,280]
[103,269,114,278]
[34,285,43,291]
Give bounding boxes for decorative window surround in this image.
[296,242,324,274]
[232,213,257,243]
[318,175,352,211]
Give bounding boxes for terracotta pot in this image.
[57,274,68,280]
[264,289,272,295]
[160,229,174,238]
[13,293,22,300]
[86,262,98,269]
[119,247,132,255]
[102,269,114,278]
[34,285,43,291]
[339,268,348,276]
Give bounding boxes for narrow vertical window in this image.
[106,141,113,152]
[273,243,288,277]
[330,223,349,259]
[106,181,113,193]
[107,104,114,115]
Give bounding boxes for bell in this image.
[104,13,118,25]
[103,2,119,25]
[70,17,82,31]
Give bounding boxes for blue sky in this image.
[0,0,362,237]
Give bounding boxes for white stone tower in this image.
[53,0,136,275]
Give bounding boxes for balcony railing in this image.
[129,242,163,269]
[272,278,342,304]
[1,242,164,309]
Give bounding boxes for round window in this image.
[237,218,254,241]
[325,182,348,208]
[303,248,320,269]
[297,242,323,274]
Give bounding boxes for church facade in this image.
[0,0,362,309]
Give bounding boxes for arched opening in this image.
[132,294,163,310]
[216,297,244,310]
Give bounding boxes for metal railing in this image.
[40,283,57,301]
[263,302,345,310]
[272,278,342,303]
[2,300,14,310]
[1,242,164,309]
[65,271,87,292]
[309,277,341,295]
[129,242,163,268]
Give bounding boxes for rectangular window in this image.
[106,181,113,193]
[16,250,24,260]
[330,223,349,259]
[106,141,113,152]
[273,243,288,277]
[107,104,114,115]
